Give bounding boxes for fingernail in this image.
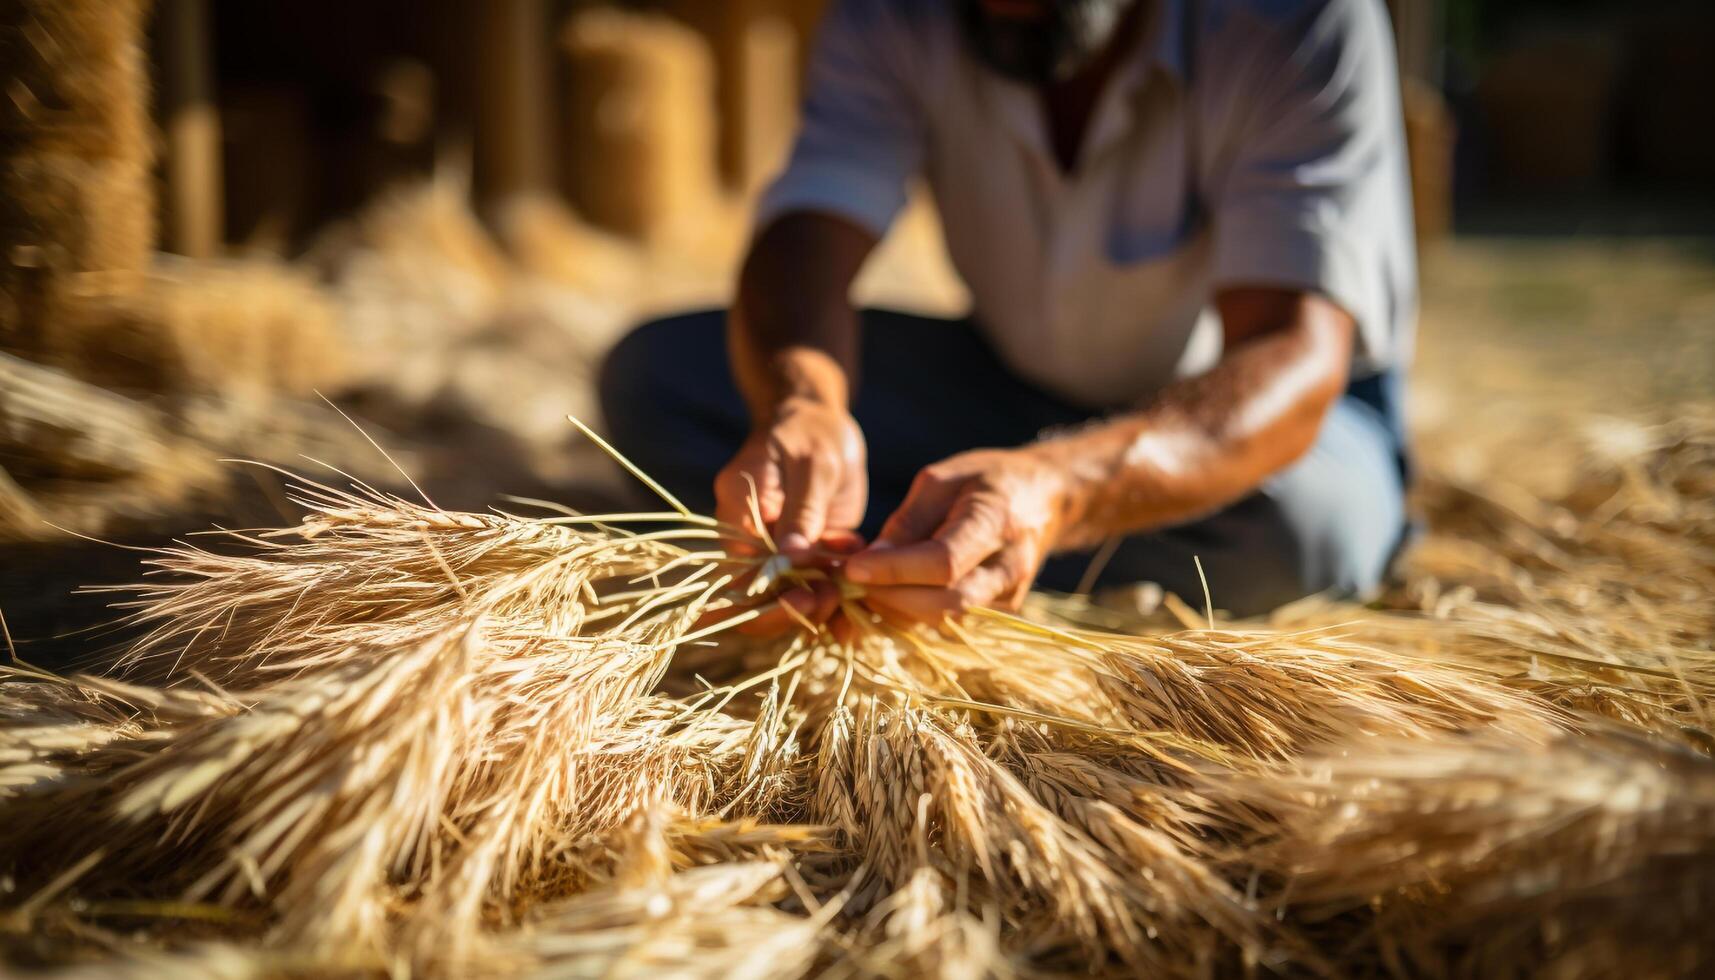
[779,533,811,554]
[867,540,895,552]
[845,562,871,583]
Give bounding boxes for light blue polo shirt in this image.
[760,0,1418,411]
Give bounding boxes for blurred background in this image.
[1,0,1712,651]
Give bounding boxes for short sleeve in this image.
[756,0,926,238]
[1208,0,1417,372]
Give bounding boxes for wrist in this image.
[771,390,846,418]
[1020,440,1094,548]
[754,348,850,424]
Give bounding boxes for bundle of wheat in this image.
[1233,731,1715,977]
[1260,410,1715,751]
[0,350,220,541]
[1,416,1710,976]
[0,345,398,543]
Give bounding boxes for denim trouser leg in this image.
[599,309,1407,617]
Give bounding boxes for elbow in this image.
[1273,306,1356,466]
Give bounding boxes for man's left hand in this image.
[842,448,1075,624]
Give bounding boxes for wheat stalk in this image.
[3,414,1712,976]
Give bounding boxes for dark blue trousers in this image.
[599,309,1409,616]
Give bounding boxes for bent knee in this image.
[1257,401,1406,607]
[601,314,705,403]
[1259,484,1404,612]
[599,311,725,431]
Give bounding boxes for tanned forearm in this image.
[730,212,878,422]
[1037,288,1356,551]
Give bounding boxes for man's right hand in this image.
[714,396,868,562]
[719,210,877,636]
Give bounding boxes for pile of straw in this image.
[1270,409,1715,752]
[49,257,345,398]
[0,343,396,544]
[2,413,1711,977]
[0,349,218,541]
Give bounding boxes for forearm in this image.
[729,212,876,423]
[717,211,878,555]
[1039,294,1355,550]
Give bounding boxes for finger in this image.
[818,529,866,555]
[725,538,764,558]
[738,580,841,637]
[861,585,964,626]
[873,467,965,547]
[953,556,1015,610]
[844,537,984,587]
[807,578,842,625]
[713,467,751,531]
[775,455,840,560]
[859,548,1025,628]
[716,526,765,558]
[790,535,866,578]
[843,542,950,587]
[935,490,1010,574]
[846,491,1003,587]
[772,586,823,633]
[998,545,1039,611]
[736,601,798,637]
[778,582,840,628]
[829,610,855,646]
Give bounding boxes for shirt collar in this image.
[985,0,1188,169]
[1109,0,1189,97]
[1082,0,1188,167]
[1148,0,1189,85]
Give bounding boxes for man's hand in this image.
[842,448,1073,625]
[719,211,877,636]
[714,396,867,559]
[710,397,866,637]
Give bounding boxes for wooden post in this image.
[160,0,223,258]
[1401,79,1454,244]
[476,0,552,203]
[1386,0,1441,85]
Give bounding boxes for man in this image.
[601,0,1415,629]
